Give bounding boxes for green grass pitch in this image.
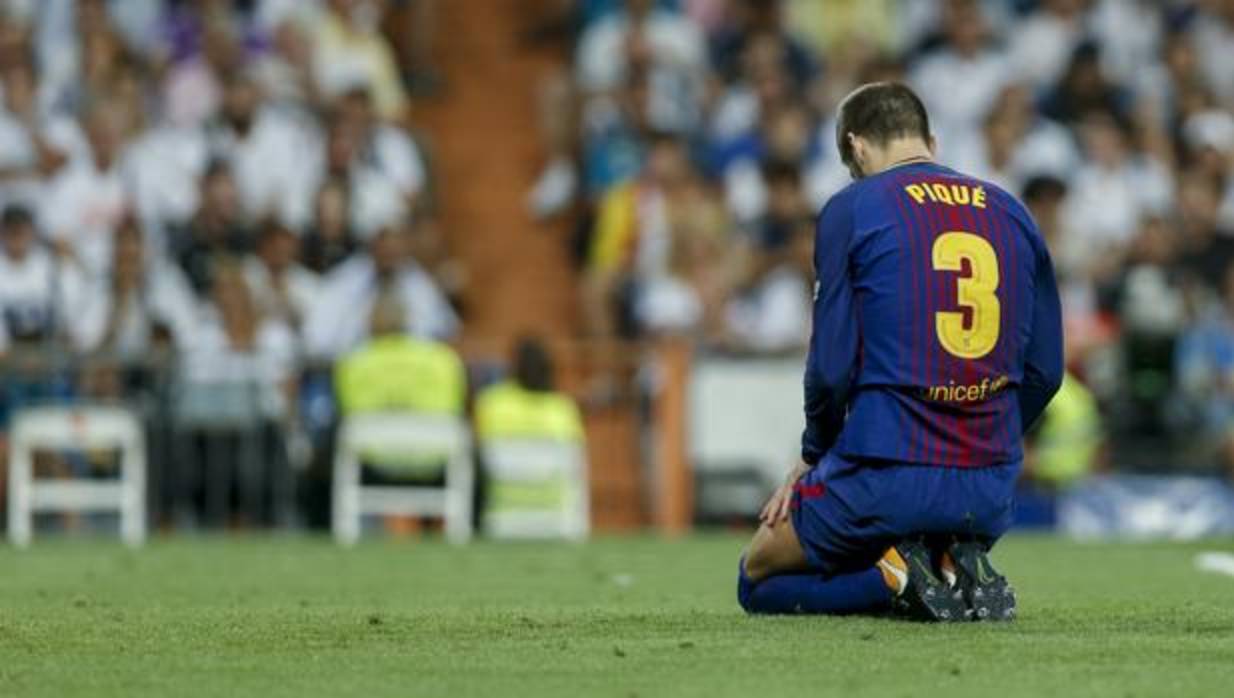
[2,534,1232,697]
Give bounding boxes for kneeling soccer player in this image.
[738,83,1063,622]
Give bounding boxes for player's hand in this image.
[759,460,811,527]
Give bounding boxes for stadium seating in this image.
[7,406,146,547]
[331,412,473,545]
[481,438,589,540]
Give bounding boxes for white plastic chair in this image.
[332,412,473,545]
[7,406,147,547]
[481,438,589,540]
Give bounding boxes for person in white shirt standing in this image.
[0,205,80,355]
[0,47,85,212]
[529,0,707,217]
[37,98,131,276]
[909,0,1009,157]
[243,220,321,351]
[303,225,458,359]
[66,217,198,359]
[204,71,321,227]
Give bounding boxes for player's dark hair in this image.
[513,336,555,393]
[835,82,932,171]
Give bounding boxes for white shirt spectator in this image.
[1063,158,1173,253]
[576,8,706,94]
[17,0,77,114]
[320,124,426,237]
[11,0,163,104]
[251,20,319,109]
[723,159,768,226]
[256,0,324,31]
[1184,111,1234,231]
[946,119,1080,194]
[124,124,211,249]
[66,260,199,357]
[346,166,408,238]
[242,255,321,336]
[1012,120,1082,181]
[0,243,80,352]
[708,86,760,144]
[1005,7,1086,89]
[0,110,87,210]
[910,47,1010,146]
[947,139,1020,197]
[37,158,129,275]
[1134,54,1187,128]
[206,107,322,225]
[303,255,459,359]
[362,125,427,199]
[1183,110,1234,158]
[104,0,164,59]
[720,153,832,227]
[310,5,408,120]
[632,188,673,280]
[181,313,299,419]
[725,267,811,353]
[898,0,942,51]
[1120,264,1187,336]
[1090,0,1162,86]
[636,275,702,335]
[289,130,419,237]
[1192,8,1234,105]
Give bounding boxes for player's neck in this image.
[869,140,935,175]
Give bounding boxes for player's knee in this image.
[743,554,764,582]
[742,535,774,582]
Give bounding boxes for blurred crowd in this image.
[0,0,461,370]
[0,0,477,526]
[532,0,1234,476]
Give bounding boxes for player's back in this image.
[826,161,1057,467]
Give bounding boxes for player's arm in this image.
[1018,241,1064,433]
[801,193,858,465]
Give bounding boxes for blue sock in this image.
[737,559,892,615]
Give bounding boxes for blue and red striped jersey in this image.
[802,161,1063,468]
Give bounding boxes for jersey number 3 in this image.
[932,231,1000,359]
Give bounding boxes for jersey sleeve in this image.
[801,190,859,464]
[1018,239,1064,433]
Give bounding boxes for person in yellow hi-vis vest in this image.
[334,294,466,479]
[1026,372,1103,489]
[474,338,585,519]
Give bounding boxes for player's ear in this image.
[927,135,938,156]
[847,133,866,171]
[846,132,862,156]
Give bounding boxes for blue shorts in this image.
[790,452,1019,576]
